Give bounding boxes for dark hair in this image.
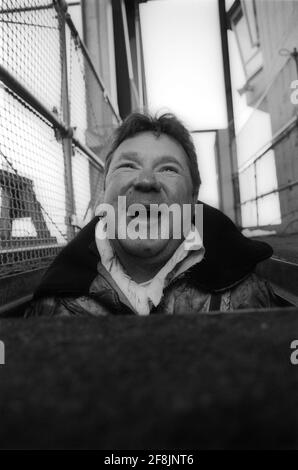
[103,112,201,195]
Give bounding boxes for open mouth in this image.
[128,205,161,221]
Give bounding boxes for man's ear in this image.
[190,191,198,223]
[192,189,199,205]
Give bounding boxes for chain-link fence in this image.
[0,0,121,279]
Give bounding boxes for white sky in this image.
[139,0,227,131]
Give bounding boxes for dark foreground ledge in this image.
[0,308,297,450]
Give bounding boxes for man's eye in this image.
[159,166,178,173]
[118,163,135,169]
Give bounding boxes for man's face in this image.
[103,131,195,259]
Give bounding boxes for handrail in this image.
[0,64,104,169]
[239,179,298,206]
[0,294,33,317]
[72,136,104,168]
[0,3,53,14]
[0,65,71,136]
[235,114,298,211]
[256,255,298,306]
[237,115,298,174]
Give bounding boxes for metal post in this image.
[54,0,76,240]
[218,0,242,227]
[291,48,298,77]
[254,161,259,226]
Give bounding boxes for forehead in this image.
[112,131,188,165]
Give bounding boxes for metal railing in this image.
[237,115,298,226]
[0,0,121,278]
[233,57,298,230]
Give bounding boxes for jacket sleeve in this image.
[24,295,111,317]
[24,296,71,317]
[229,272,285,310]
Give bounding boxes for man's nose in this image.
[133,170,161,192]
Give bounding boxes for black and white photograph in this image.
[0,0,297,452]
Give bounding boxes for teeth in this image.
[126,207,161,220]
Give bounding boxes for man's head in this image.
[104,112,200,196]
[101,112,201,270]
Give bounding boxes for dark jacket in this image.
[26,203,281,317]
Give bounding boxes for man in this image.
[26,112,281,317]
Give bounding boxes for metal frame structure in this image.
[237,113,298,228]
[0,0,124,313]
[0,0,121,237]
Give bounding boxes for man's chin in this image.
[116,237,172,258]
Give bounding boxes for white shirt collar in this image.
[94,217,205,315]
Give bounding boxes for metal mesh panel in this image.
[0,0,63,119]
[0,0,118,286]
[89,158,105,212]
[66,21,118,153]
[67,26,87,144]
[0,87,68,277]
[72,145,104,228]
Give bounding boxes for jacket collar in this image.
[34,202,273,299]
